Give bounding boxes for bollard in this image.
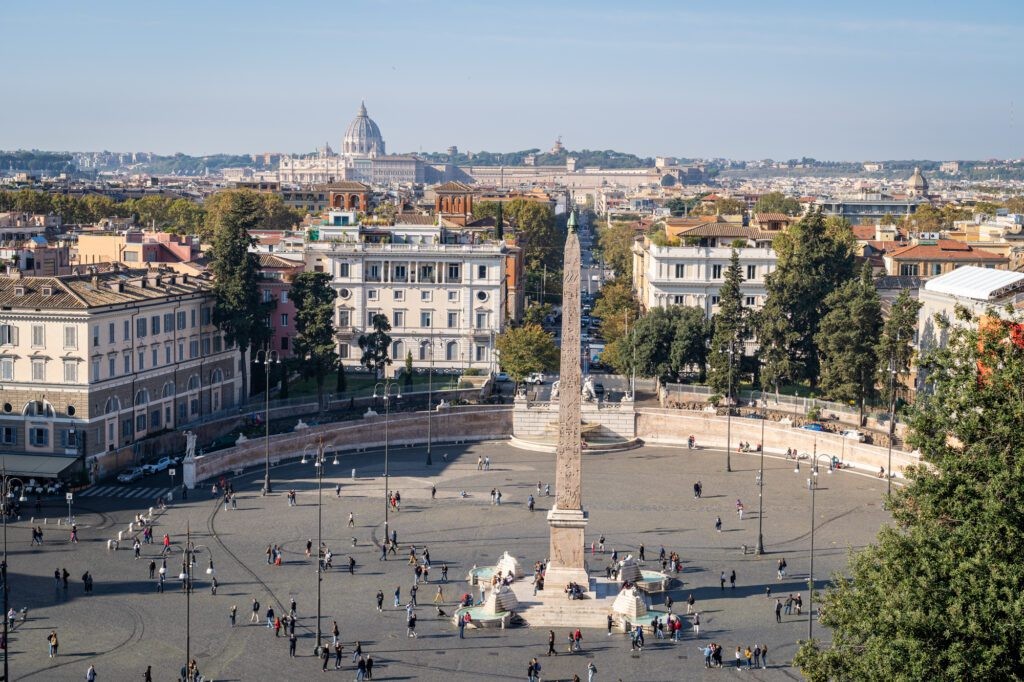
[30,517,33,524]
[129,522,134,532]
[106,539,113,551]
[44,518,48,524]
[741,544,748,555]
[118,530,123,542]
[351,468,356,479]
[57,519,62,526]
[149,507,154,516]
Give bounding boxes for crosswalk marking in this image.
[80,486,170,500]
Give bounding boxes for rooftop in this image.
[889,239,1006,262]
[924,266,1024,301]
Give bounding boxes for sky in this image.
[2,0,1022,161]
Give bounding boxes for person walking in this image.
[250,598,261,624]
[715,516,722,533]
[548,628,558,655]
[321,644,330,672]
[376,590,384,612]
[266,605,275,628]
[332,620,340,645]
[47,630,58,658]
[458,613,466,639]
[355,656,367,682]
[730,569,736,589]
[692,612,700,637]
[148,560,156,579]
[351,640,362,663]
[761,643,769,668]
[394,586,401,608]
[230,604,237,627]
[775,598,782,623]
[334,641,344,669]
[348,512,355,527]
[85,664,96,681]
[719,571,726,591]
[686,593,695,614]
[288,631,297,657]
[606,614,613,637]
[144,665,153,682]
[407,612,417,638]
[587,660,597,682]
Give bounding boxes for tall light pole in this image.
[1,470,25,682]
[312,437,326,655]
[808,453,833,640]
[170,522,214,679]
[426,343,433,467]
[373,381,401,541]
[254,346,281,494]
[756,368,766,555]
[721,342,735,473]
[886,337,899,496]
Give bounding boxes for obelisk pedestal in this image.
[544,210,590,591]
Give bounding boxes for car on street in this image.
[495,372,512,383]
[841,429,866,442]
[523,372,545,385]
[117,467,144,484]
[801,423,825,432]
[142,456,174,475]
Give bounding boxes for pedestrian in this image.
[288,632,297,657]
[306,539,313,557]
[441,563,448,582]
[351,640,362,663]
[349,555,356,575]
[266,605,275,628]
[211,577,218,595]
[148,560,156,579]
[366,655,374,679]
[753,644,761,668]
[687,593,695,614]
[231,495,237,510]
[251,598,261,624]
[70,524,78,543]
[376,590,384,612]
[47,630,58,657]
[587,660,597,682]
[745,645,753,669]
[394,586,401,608]
[86,664,96,681]
[334,641,344,669]
[715,516,722,532]
[458,613,466,638]
[573,628,582,652]
[775,598,782,622]
[144,665,153,682]
[356,656,367,681]
[321,643,330,672]
[274,616,282,637]
[639,543,645,561]
[332,620,340,645]
[348,512,355,527]
[735,646,743,669]
[720,572,726,590]
[434,585,445,605]
[431,484,436,500]
[692,612,700,637]
[606,614,613,637]
[730,569,736,589]
[598,535,605,553]
[133,539,141,559]
[336,484,342,498]
[407,612,417,638]
[548,628,558,654]
[761,643,769,668]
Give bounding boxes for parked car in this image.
[117,468,144,484]
[495,372,512,383]
[841,429,866,442]
[523,373,545,385]
[142,456,173,475]
[801,423,825,432]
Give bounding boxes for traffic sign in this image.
[65,492,73,501]
[169,469,176,477]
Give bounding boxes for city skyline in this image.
[2,0,1022,160]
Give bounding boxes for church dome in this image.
[343,101,385,157]
[907,166,928,195]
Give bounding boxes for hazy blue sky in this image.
[3,1,1022,160]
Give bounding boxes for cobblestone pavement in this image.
[4,441,890,681]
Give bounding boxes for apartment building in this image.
[0,268,240,466]
[305,211,517,374]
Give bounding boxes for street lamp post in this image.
[254,346,281,494]
[0,470,25,682]
[426,343,433,467]
[808,453,834,640]
[312,438,326,654]
[373,381,401,541]
[169,522,215,680]
[722,342,735,473]
[757,382,767,555]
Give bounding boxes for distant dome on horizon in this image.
[343,101,385,158]
[907,166,928,197]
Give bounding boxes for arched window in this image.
[392,340,404,361]
[103,396,121,415]
[162,382,176,398]
[211,368,223,384]
[134,389,150,406]
[23,400,55,417]
[187,374,200,391]
[446,341,458,361]
[419,340,431,361]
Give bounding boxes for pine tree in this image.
[708,250,747,396]
[290,272,338,410]
[358,314,392,378]
[877,289,923,405]
[815,267,882,424]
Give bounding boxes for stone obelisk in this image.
[545,209,589,590]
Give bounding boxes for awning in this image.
[0,455,80,478]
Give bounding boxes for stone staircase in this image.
[510,580,614,629]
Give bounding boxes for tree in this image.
[758,210,856,385]
[335,361,347,394]
[203,189,300,242]
[358,314,392,378]
[795,308,1024,680]
[592,279,639,342]
[714,197,746,215]
[597,221,637,281]
[814,267,882,424]
[618,306,708,381]
[495,324,559,384]
[523,302,553,327]
[753,191,801,216]
[404,351,414,385]
[209,190,272,403]
[708,250,748,396]
[664,197,689,217]
[876,289,923,405]
[290,272,339,409]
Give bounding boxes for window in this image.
[136,317,147,338]
[280,314,289,327]
[91,358,100,381]
[338,344,349,359]
[213,336,222,353]
[476,312,489,329]
[108,322,115,344]
[137,350,145,371]
[745,296,756,306]
[136,413,146,433]
[61,429,77,448]
[673,295,685,305]
[421,291,432,302]
[393,311,405,327]
[0,427,13,445]
[189,340,199,358]
[177,312,186,330]
[338,263,350,277]
[712,265,723,279]
[338,310,350,327]
[108,356,116,377]
[163,313,173,334]
[367,290,379,301]
[711,296,721,306]
[366,264,381,282]
[932,263,942,276]
[178,341,184,361]
[191,309,197,328]
[123,353,131,374]
[674,264,685,278]
[392,341,404,360]
[165,344,172,365]
[151,316,160,335]
[420,312,432,328]
[280,291,288,304]
[476,345,486,362]
[31,324,44,347]
[367,311,377,327]
[447,312,458,328]
[123,320,130,341]
[0,358,12,380]
[280,336,289,350]
[746,265,757,280]
[201,307,211,325]
[124,251,139,262]
[150,410,161,430]
[478,265,487,279]
[899,264,920,276]
[151,347,158,367]
[65,326,80,350]
[448,291,459,302]
[419,265,434,282]
[29,428,48,447]
[202,337,211,356]
[0,324,15,345]
[393,265,406,281]
[447,264,461,281]
[31,359,45,381]
[393,289,404,301]
[63,360,78,382]
[446,341,458,361]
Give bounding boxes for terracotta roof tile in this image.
[0,270,211,310]
[889,239,1007,262]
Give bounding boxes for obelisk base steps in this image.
[545,506,589,591]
